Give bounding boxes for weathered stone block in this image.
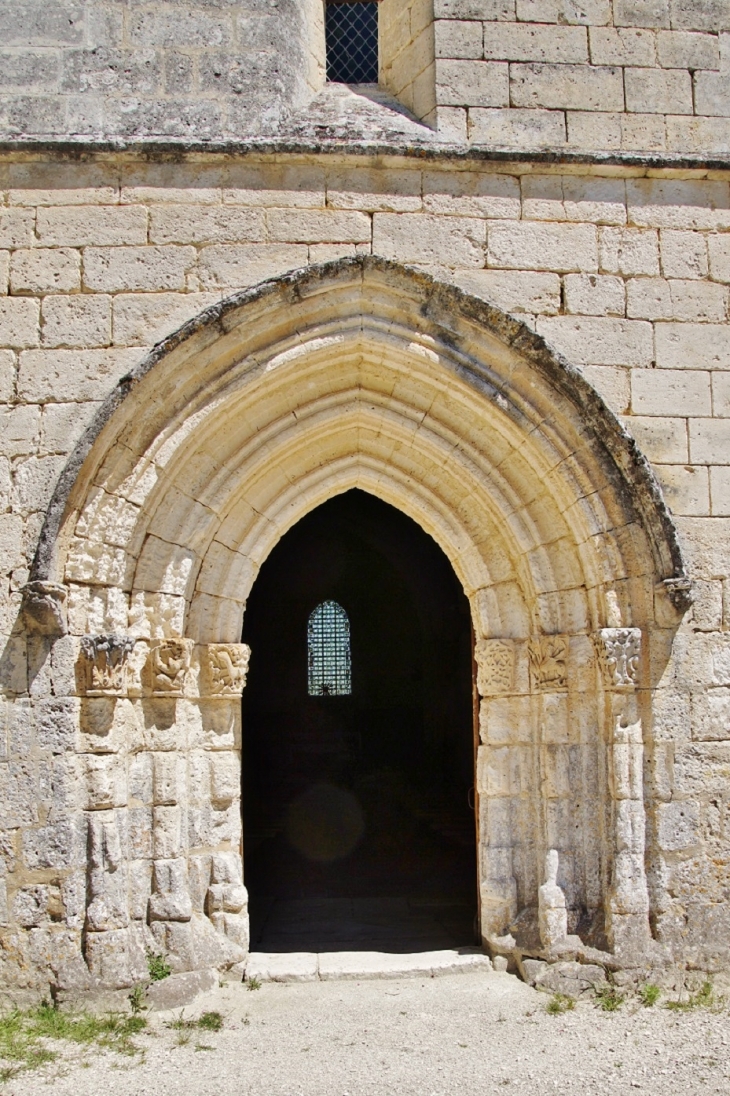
[37,206,147,248]
[588,27,656,65]
[149,857,192,922]
[469,107,566,146]
[625,67,692,114]
[537,316,653,366]
[83,246,196,293]
[563,273,625,315]
[0,298,39,348]
[41,295,111,349]
[484,24,588,63]
[600,227,659,275]
[510,62,624,112]
[488,221,597,272]
[83,754,126,810]
[657,800,700,851]
[657,323,730,370]
[152,805,183,859]
[10,248,80,295]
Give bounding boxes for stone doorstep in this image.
[245,949,493,983]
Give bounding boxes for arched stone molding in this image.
[22,257,691,984]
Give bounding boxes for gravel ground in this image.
[8,970,730,1096]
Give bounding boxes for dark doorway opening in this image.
[242,490,477,952]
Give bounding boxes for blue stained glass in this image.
[308,600,352,696]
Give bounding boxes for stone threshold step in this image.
[246,948,493,983]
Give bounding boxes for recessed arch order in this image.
[29,256,692,971]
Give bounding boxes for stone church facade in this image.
[1,0,730,995]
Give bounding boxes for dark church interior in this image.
[241,489,478,952]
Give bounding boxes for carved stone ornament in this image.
[475,639,515,697]
[594,628,641,689]
[146,638,193,696]
[662,575,694,615]
[202,643,251,697]
[528,635,568,691]
[80,635,136,696]
[21,581,68,636]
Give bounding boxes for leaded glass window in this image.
[308,600,352,696]
[326,2,379,85]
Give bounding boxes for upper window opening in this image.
[308,600,352,696]
[326,1,379,85]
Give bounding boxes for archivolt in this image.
[32,256,689,644]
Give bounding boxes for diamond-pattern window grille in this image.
[326,2,379,84]
[308,600,352,696]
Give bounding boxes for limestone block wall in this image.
[0,151,728,983]
[433,0,730,153]
[0,0,325,140]
[1,0,729,156]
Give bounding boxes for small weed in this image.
[195,1043,214,1052]
[546,993,575,1015]
[174,1030,192,1048]
[639,983,661,1008]
[128,985,147,1015]
[165,1011,224,1035]
[665,981,715,1012]
[594,984,624,1012]
[198,1011,223,1032]
[247,976,262,991]
[146,951,172,982]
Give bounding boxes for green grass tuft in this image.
[594,984,624,1012]
[639,983,661,1007]
[0,999,148,1082]
[665,981,715,1012]
[546,993,575,1015]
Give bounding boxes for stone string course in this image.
[0,150,728,988]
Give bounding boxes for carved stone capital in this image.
[145,638,194,696]
[80,634,136,696]
[475,639,514,697]
[594,628,641,690]
[528,635,568,691]
[21,581,68,636]
[200,643,251,697]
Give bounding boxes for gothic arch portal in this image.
[22,256,692,985]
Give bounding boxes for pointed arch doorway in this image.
[242,489,478,952]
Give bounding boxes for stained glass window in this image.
[326,2,379,85]
[308,600,352,696]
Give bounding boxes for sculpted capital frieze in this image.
[594,628,641,689]
[474,639,515,697]
[200,643,251,697]
[145,638,194,696]
[79,634,136,696]
[528,635,568,691]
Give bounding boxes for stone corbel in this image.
[593,628,641,690]
[198,643,251,698]
[661,575,694,615]
[145,639,194,697]
[474,639,515,697]
[528,635,568,691]
[21,581,68,637]
[79,634,136,696]
[655,576,694,626]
